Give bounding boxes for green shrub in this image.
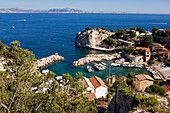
[123,87,134,98]
[103,37,117,47]
[145,84,165,96]
[153,80,162,85]
[126,78,133,86]
[125,47,135,54]
[130,31,136,37]
[111,29,114,32]
[101,27,107,30]
[134,95,159,107]
[127,72,138,78]
[85,26,92,30]
[115,29,126,38]
[136,27,146,33]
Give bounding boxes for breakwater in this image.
[36,53,64,68]
[72,54,120,67]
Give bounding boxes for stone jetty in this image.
[72,53,120,67]
[36,53,64,68]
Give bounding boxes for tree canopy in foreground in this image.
[0,41,97,113]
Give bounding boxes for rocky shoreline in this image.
[72,53,120,67]
[36,53,64,68]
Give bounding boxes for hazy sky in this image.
[0,0,170,13]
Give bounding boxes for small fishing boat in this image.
[87,65,94,73]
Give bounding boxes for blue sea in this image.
[0,13,170,79]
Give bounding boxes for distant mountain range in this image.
[0,8,126,14]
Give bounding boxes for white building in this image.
[81,76,108,99]
[83,77,95,93]
[89,76,108,98]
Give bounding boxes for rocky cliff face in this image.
[107,90,133,113]
[107,89,169,113]
[75,28,113,48]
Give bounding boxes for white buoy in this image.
[12,26,15,29]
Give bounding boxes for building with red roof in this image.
[79,76,108,99]
[89,76,108,98]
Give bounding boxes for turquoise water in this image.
[0,13,170,79]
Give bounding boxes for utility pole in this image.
[114,84,118,113]
[107,62,110,102]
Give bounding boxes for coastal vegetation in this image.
[110,74,127,92]
[1,25,170,112]
[103,36,117,47]
[132,95,159,109]
[125,48,135,54]
[145,84,166,96]
[0,41,97,113]
[115,29,126,38]
[136,27,146,33]
[126,72,138,86]
[76,26,170,53]
[136,35,153,47]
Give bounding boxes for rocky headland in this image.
[72,53,120,67]
[36,53,64,68]
[75,27,116,51]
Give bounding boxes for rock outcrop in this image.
[107,89,169,113]
[72,53,120,67]
[107,89,133,113]
[36,53,64,68]
[75,28,115,50]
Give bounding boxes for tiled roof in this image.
[159,51,168,54]
[89,76,108,88]
[136,47,150,52]
[136,74,154,81]
[85,93,96,100]
[161,84,170,93]
[84,77,95,89]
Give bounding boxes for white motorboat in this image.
[87,65,94,73]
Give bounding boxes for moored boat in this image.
[101,62,107,66]
[87,65,94,73]
[93,63,106,71]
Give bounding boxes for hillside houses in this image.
[136,47,151,62]
[152,43,170,62]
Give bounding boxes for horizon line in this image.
[0,7,170,14]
